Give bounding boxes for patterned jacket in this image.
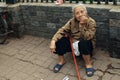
[52,17,96,48]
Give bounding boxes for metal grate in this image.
[0,0,119,5]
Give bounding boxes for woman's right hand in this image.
[50,40,56,53]
[80,16,88,25]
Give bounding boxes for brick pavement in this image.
[0,35,120,80]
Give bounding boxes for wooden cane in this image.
[69,35,82,80]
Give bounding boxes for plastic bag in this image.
[72,41,80,56]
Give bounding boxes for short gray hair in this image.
[72,3,87,13]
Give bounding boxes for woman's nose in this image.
[79,12,82,16]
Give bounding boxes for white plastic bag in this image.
[72,41,80,56]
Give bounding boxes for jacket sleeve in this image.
[84,19,96,40]
[52,21,71,42]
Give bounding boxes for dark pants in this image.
[55,37,93,56]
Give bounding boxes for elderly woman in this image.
[50,4,96,77]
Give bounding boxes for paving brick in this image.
[93,60,111,71]
[1,47,19,56]
[0,76,6,80]
[0,66,12,76]
[27,54,39,62]
[83,75,99,80]
[107,69,120,75]
[111,63,120,69]
[25,76,36,80]
[40,48,51,56]
[110,58,120,63]
[54,73,66,80]
[22,51,34,61]
[3,57,19,67]
[12,44,24,50]
[44,72,67,80]
[68,76,78,80]
[102,73,114,80]
[10,72,29,80]
[5,69,18,79]
[20,43,36,51]
[79,68,86,77]
[0,54,10,64]
[25,44,36,51]
[111,75,120,80]
[32,71,47,79]
[94,71,104,77]
[42,57,55,68]
[20,63,39,75]
[11,60,27,71]
[14,53,25,59]
[60,64,73,74]
[67,66,77,76]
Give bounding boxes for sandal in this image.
[53,64,64,73]
[86,68,94,77]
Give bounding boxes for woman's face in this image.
[74,6,87,22]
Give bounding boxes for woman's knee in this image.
[55,37,71,55]
[78,39,93,55]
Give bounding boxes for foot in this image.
[53,63,65,73]
[86,67,94,77]
[85,64,94,77]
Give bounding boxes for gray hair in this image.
[72,3,87,13]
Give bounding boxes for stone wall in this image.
[0,3,120,58]
[19,4,73,38]
[109,8,120,58]
[87,7,110,50]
